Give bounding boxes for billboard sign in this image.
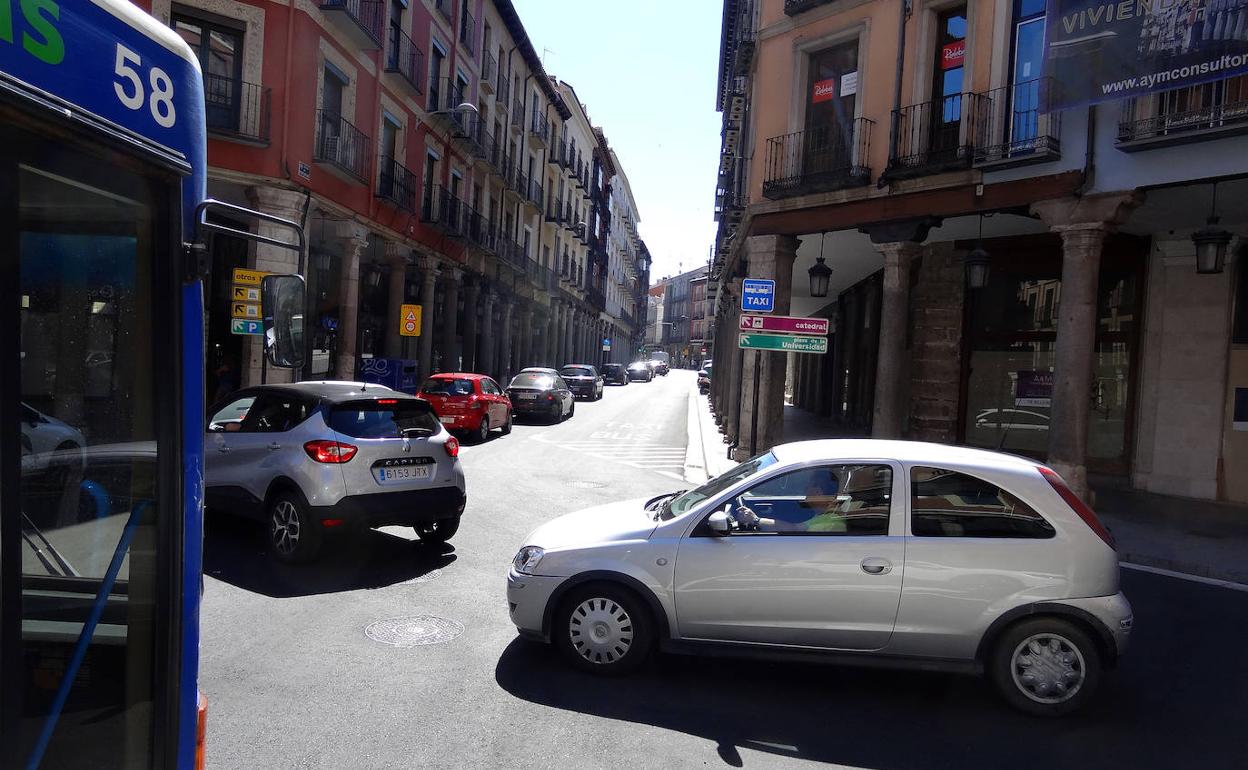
[1044,0,1248,108]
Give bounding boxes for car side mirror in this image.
[707,510,732,536]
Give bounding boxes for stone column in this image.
[499,299,515,383]
[870,241,922,438]
[518,304,534,369]
[383,243,410,359]
[441,268,462,372]
[242,186,309,386]
[461,278,479,372]
[548,303,561,366]
[1033,193,1140,500]
[479,289,497,379]
[563,305,575,365]
[736,237,798,460]
[416,257,439,379]
[330,221,371,381]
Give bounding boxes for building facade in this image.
[710,0,1248,503]
[139,0,649,392]
[649,265,710,367]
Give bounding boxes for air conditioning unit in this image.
[322,135,342,165]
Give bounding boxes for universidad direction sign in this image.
[1044,0,1248,108]
[739,333,829,354]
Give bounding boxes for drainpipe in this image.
[279,2,297,181]
[1075,105,1097,197]
[884,0,912,188]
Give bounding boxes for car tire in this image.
[989,617,1102,717]
[501,411,513,435]
[267,491,322,564]
[475,416,490,444]
[554,582,655,675]
[568,401,575,419]
[414,516,459,543]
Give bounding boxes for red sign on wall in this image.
[811,78,837,103]
[941,41,966,70]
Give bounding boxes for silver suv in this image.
[206,382,466,562]
[508,440,1131,716]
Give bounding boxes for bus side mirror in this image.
[261,274,306,369]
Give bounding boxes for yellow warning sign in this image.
[232,286,261,302]
[232,302,261,319]
[400,304,422,337]
[232,268,268,286]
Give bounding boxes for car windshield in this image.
[328,399,439,438]
[421,378,474,396]
[509,374,554,389]
[659,452,779,520]
[560,367,594,377]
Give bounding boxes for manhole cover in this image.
[365,616,463,647]
[565,480,607,489]
[401,569,443,585]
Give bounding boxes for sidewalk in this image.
[689,391,1248,585]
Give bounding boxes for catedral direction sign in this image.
[739,333,829,354]
[740,314,830,335]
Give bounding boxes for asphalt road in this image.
[199,370,1248,770]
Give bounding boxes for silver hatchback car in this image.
[508,440,1131,716]
[206,382,466,562]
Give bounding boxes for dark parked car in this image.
[559,365,604,400]
[627,362,654,382]
[601,363,629,385]
[506,372,575,423]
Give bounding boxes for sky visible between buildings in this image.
[513,0,722,283]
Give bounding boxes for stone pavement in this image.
[690,391,1248,585]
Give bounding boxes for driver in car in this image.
[732,469,848,533]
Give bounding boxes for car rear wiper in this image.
[401,427,436,437]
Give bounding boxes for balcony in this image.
[314,110,370,183]
[481,51,496,94]
[421,185,470,239]
[319,0,383,49]
[784,0,833,15]
[465,211,496,254]
[530,113,550,148]
[428,77,471,134]
[546,196,565,225]
[588,286,606,311]
[383,27,425,96]
[433,0,453,24]
[525,178,544,210]
[549,140,567,168]
[204,74,270,145]
[973,79,1061,168]
[472,124,498,169]
[458,8,475,54]
[377,156,418,212]
[885,94,986,180]
[1117,76,1248,150]
[510,98,524,133]
[496,75,510,107]
[762,119,873,199]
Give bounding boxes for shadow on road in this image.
[204,514,455,598]
[495,571,1248,769]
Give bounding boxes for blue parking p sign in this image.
[741,279,776,313]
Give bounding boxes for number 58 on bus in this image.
[2,2,307,768]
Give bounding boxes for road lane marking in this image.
[1121,562,1248,592]
[532,433,688,478]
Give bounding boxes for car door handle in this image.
[860,557,893,575]
[268,442,281,451]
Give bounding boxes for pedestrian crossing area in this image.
[532,436,689,480]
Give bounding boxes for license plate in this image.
[439,416,456,424]
[517,393,537,400]
[374,466,431,483]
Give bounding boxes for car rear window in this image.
[421,378,474,396]
[509,374,553,389]
[560,367,593,377]
[910,466,1055,538]
[329,400,439,439]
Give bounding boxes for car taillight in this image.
[546,394,555,401]
[470,396,485,410]
[303,440,358,463]
[377,398,398,405]
[1039,466,1115,549]
[444,436,460,458]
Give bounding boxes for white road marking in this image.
[1121,562,1248,592]
[532,433,688,477]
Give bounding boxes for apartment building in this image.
[650,266,710,367]
[710,0,1248,504]
[139,0,649,389]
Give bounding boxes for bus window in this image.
[9,148,168,768]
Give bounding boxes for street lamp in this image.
[965,214,991,290]
[430,102,479,139]
[1193,182,1232,275]
[808,232,832,298]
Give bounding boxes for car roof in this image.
[560,364,595,368]
[251,382,415,404]
[521,367,558,373]
[428,372,487,380]
[770,439,1042,474]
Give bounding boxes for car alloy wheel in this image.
[1010,633,1087,705]
[476,416,490,444]
[268,492,321,563]
[271,500,300,557]
[569,597,634,666]
[501,411,513,435]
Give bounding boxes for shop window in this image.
[173,10,244,134]
[1234,250,1248,344]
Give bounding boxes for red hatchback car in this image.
[416,373,513,443]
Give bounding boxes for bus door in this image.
[0,121,183,769]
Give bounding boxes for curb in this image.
[683,386,709,485]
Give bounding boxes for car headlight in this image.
[512,546,545,575]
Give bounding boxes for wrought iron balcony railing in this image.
[204,74,270,144]
[530,113,550,145]
[1117,76,1248,148]
[546,196,565,225]
[784,0,834,15]
[973,78,1061,167]
[384,27,425,95]
[320,0,383,48]
[315,110,370,182]
[886,93,987,179]
[433,0,453,23]
[377,155,418,212]
[458,7,475,54]
[481,51,497,92]
[762,118,873,199]
[526,178,544,208]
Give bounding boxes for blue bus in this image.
[1,2,303,767]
